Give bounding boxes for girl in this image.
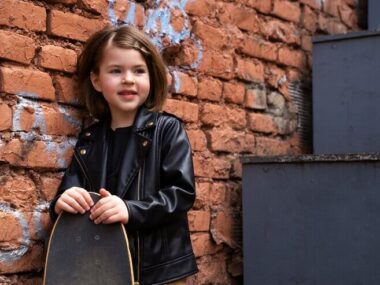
[49,25,198,285]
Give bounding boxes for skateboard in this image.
[43,192,134,285]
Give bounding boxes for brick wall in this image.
[0,0,360,284]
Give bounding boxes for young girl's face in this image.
[90,44,150,124]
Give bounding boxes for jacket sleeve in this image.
[125,118,195,230]
[48,144,88,221]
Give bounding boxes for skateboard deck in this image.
[43,192,134,285]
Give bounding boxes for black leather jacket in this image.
[49,107,198,285]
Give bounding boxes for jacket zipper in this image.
[135,168,142,285]
[73,151,94,192]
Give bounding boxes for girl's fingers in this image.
[61,195,86,214]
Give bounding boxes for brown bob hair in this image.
[77,25,168,119]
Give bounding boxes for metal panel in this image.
[368,0,380,30]
[243,155,380,285]
[312,31,380,154]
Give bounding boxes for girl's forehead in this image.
[100,45,147,65]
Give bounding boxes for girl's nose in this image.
[122,72,134,84]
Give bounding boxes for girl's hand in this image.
[55,187,94,215]
[90,188,129,224]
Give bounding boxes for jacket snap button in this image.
[142,141,148,147]
[146,121,154,127]
[85,132,91,137]
[80,149,87,155]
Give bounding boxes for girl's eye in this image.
[110,69,121,74]
[135,68,147,74]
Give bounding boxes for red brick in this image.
[163,99,199,123]
[48,10,105,42]
[0,213,23,241]
[0,103,12,131]
[260,19,301,46]
[228,253,243,277]
[272,0,301,23]
[188,210,211,231]
[193,153,231,179]
[303,5,318,33]
[40,175,62,201]
[39,45,77,73]
[198,50,234,80]
[240,36,278,62]
[236,0,272,13]
[191,233,222,257]
[223,82,245,105]
[278,47,306,70]
[12,102,82,136]
[300,0,322,9]
[174,41,201,67]
[265,64,287,91]
[254,136,293,156]
[339,4,358,28]
[0,175,37,209]
[185,0,217,17]
[198,77,223,102]
[201,103,246,130]
[28,211,52,241]
[0,67,55,101]
[218,3,260,32]
[0,243,44,274]
[171,71,197,97]
[0,138,74,169]
[208,128,255,153]
[318,14,348,34]
[187,129,207,152]
[324,0,342,17]
[111,1,145,27]
[211,209,238,248]
[236,57,264,82]
[80,0,107,15]
[192,21,228,50]
[0,31,36,65]
[195,255,230,284]
[0,0,46,32]
[302,34,313,52]
[230,157,242,179]
[245,88,267,110]
[194,181,211,209]
[248,113,278,134]
[343,0,356,7]
[210,182,227,206]
[54,75,80,105]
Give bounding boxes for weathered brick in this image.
[112,1,145,27]
[171,71,197,97]
[195,255,230,284]
[245,87,267,110]
[198,50,234,80]
[218,3,260,32]
[240,36,278,62]
[236,57,265,83]
[193,153,231,179]
[185,0,217,17]
[339,4,358,28]
[260,19,301,46]
[208,128,255,153]
[164,99,199,123]
[248,112,278,134]
[0,103,12,131]
[265,64,287,90]
[192,21,228,50]
[54,75,80,105]
[323,0,342,17]
[48,10,105,42]
[223,82,245,105]
[201,103,246,130]
[211,209,238,248]
[300,0,322,9]
[198,77,223,102]
[188,210,211,231]
[230,157,242,179]
[0,0,46,31]
[194,181,211,209]
[302,34,313,52]
[255,136,294,156]
[39,45,77,73]
[272,0,301,23]
[187,129,207,152]
[191,233,222,257]
[0,213,23,242]
[0,67,55,101]
[80,0,107,15]
[40,175,62,201]
[0,138,75,169]
[0,31,36,65]
[303,5,318,32]
[278,47,306,70]
[236,0,272,13]
[210,182,227,206]
[318,14,348,34]
[12,101,82,136]
[0,174,37,209]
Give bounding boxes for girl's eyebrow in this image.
[106,64,147,68]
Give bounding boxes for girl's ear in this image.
[90,71,102,92]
